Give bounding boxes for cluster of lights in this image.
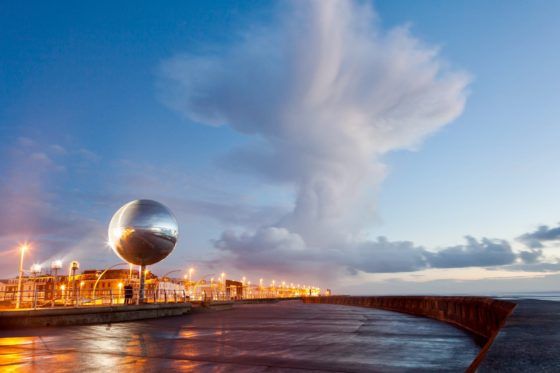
[30,263,42,275]
[181,267,322,297]
[13,243,324,310]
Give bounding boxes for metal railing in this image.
[0,287,190,310]
[0,283,316,310]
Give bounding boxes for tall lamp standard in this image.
[50,260,62,307]
[15,244,28,309]
[69,261,80,306]
[51,260,62,278]
[220,272,225,300]
[30,264,42,309]
[188,267,194,297]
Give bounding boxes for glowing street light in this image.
[51,260,62,278]
[220,272,226,300]
[118,282,123,302]
[49,260,63,306]
[15,243,28,309]
[30,263,42,275]
[69,260,80,306]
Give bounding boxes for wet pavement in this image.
[0,300,478,372]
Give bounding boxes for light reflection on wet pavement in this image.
[0,301,478,372]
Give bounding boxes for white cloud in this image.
[158,0,504,282]
[161,0,470,246]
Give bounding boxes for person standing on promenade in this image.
[124,283,133,305]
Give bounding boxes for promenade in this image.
[0,300,478,372]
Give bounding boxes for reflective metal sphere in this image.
[108,199,178,266]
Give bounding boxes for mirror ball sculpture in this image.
[108,199,179,302]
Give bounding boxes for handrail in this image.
[92,262,128,298]
[161,269,181,280]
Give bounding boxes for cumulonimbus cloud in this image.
[161,0,530,279]
[161,0,469,242]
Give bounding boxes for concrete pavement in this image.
[0,300,478,372]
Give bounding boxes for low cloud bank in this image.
[215,229,536,276]
[518,224,560,248]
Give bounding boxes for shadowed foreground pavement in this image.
[0,300,478,372]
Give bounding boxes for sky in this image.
[1,0,560,294]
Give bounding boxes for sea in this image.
[495,291,560,302]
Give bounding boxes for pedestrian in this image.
[124,283,133,305]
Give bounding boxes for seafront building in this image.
[0,269,179,307]
[0,268,321,308]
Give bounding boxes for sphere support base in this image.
[138,264,146,304]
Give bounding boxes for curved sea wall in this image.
[302,296,516,372]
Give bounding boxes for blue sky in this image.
[375,1,560,246]
[1,1,560,293]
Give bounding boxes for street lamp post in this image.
[30,264,41,309]
[15,244,27,309]
[69,261,80,306]
[50,260,62,307]
[188,267,194,297]
[220,272,225,300]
